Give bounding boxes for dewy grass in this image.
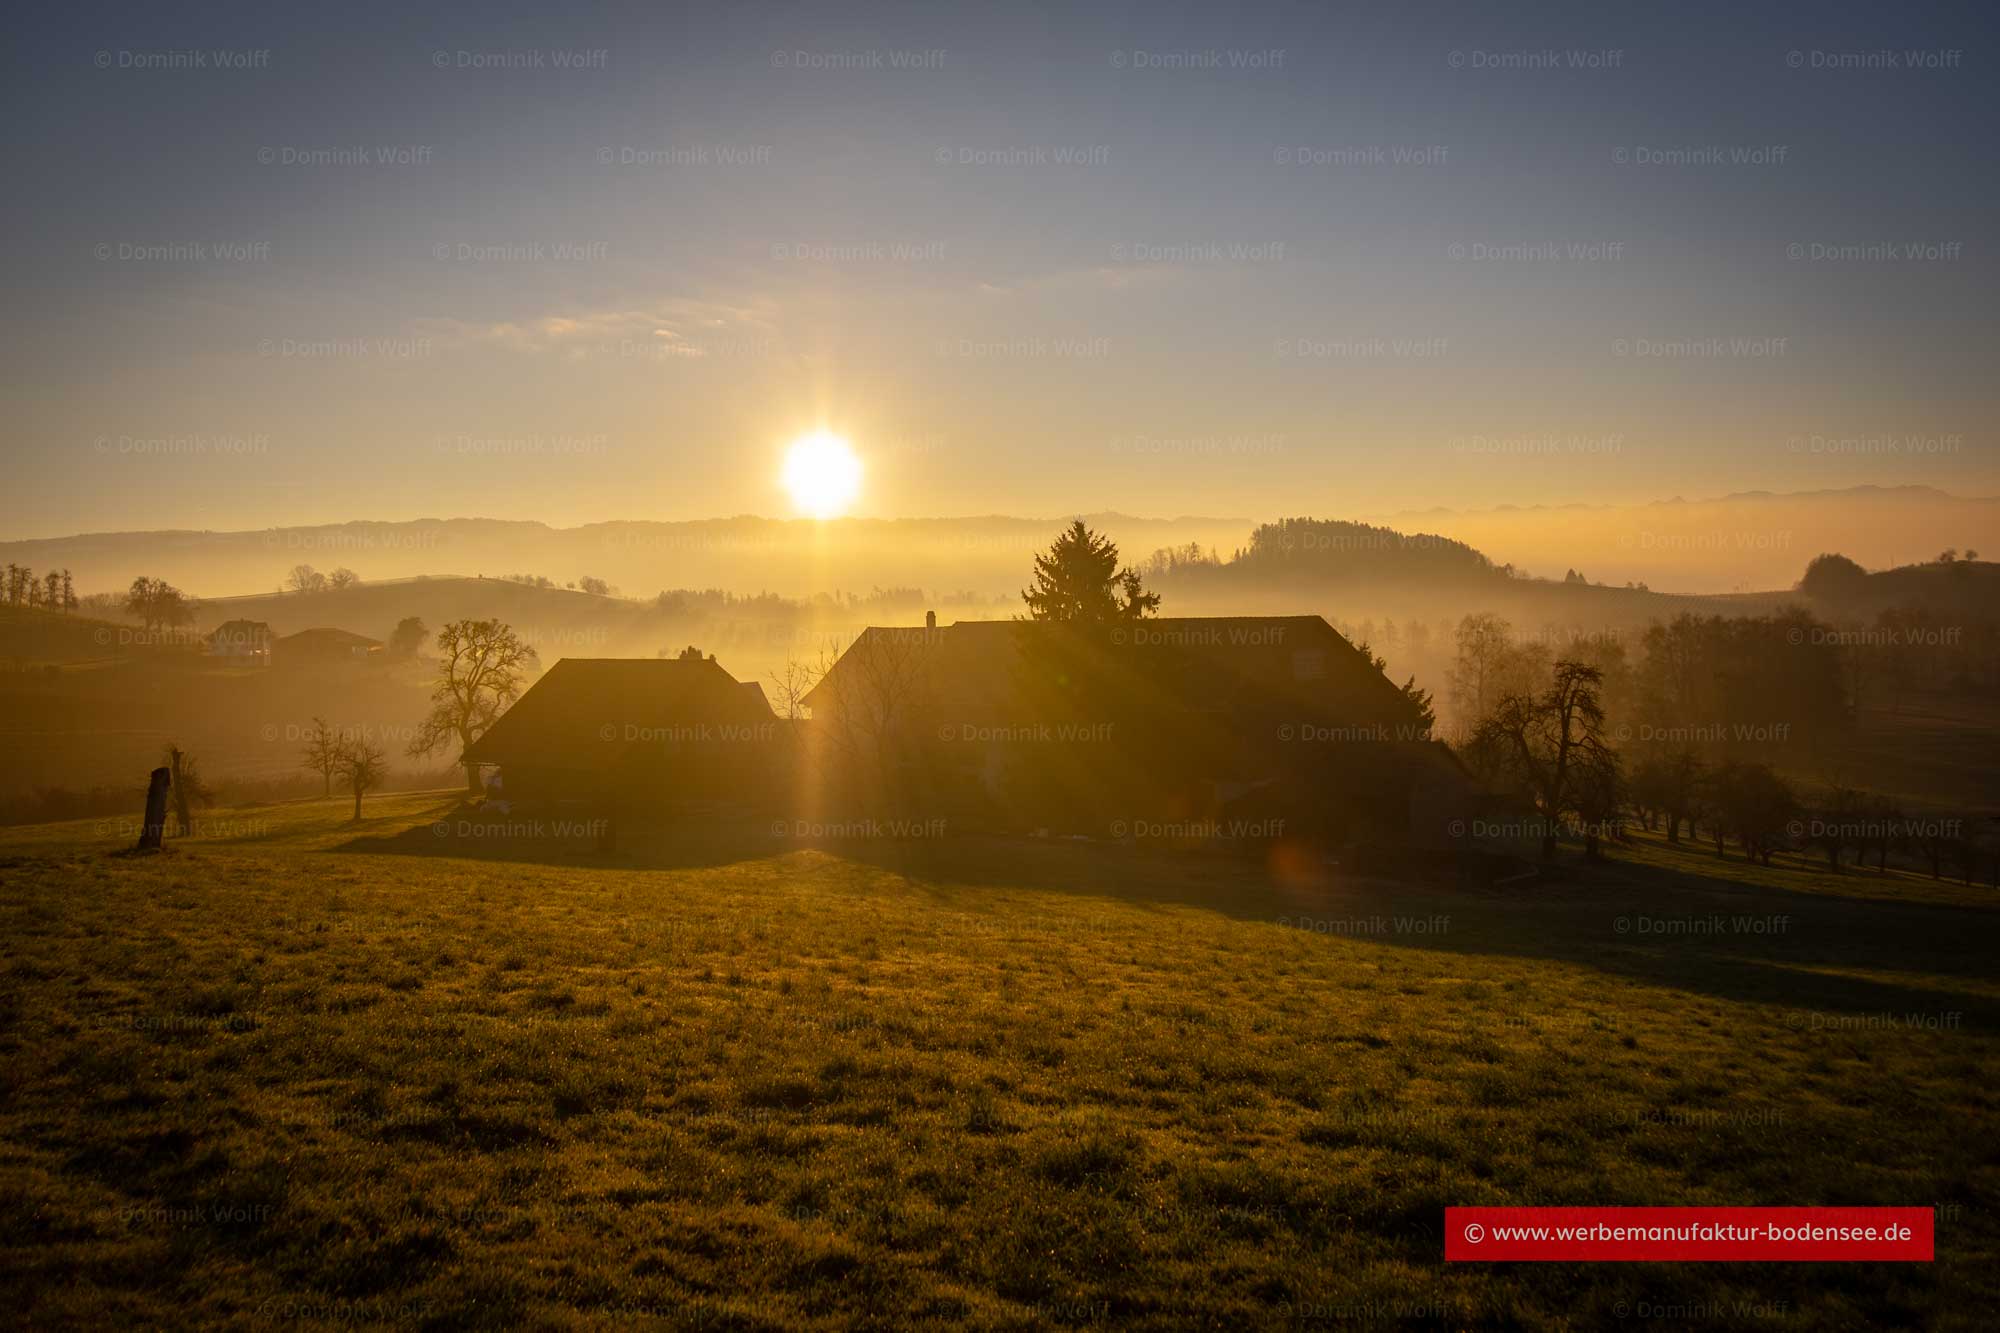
[0,792,1992,1327]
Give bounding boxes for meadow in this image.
[1,794,1994,1328]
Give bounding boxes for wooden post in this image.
[138,766,170,851]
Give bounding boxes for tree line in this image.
[3,565,78,611]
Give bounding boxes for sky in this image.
[2,1,1994,538]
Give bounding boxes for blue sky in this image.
[3,1,1993,535]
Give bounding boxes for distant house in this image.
[207,619,272,664]
[801,615,1472,843]
[462,655,781,814]
[275,627,383,663]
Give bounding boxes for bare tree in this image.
[300,716,341,797]
[286,564,328,595]
[767,653,832,723]
[327,567,360,591]
[809,628,935,778]
[335,735,388,821]
[409,619,538,792]
[1468,660,1612,860]
[1447,612,1512,734]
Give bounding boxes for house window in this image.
[1292,650,1325,681]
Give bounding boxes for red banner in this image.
[1445,1207,1933,1262]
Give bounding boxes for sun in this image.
[780,431,863,519]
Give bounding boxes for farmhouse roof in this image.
[276,627,383,650]
[463,656,775,770]
[800,615,1417,723]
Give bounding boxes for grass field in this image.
[1,794,1994,1328]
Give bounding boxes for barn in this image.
[462,655,783,817]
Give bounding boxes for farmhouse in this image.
[463,655,782,813]
[206,619,272,663]
[276,627,383,662]
[801,615,1472,841]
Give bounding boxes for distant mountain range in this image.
[1366,486,1998,593]
[2,487,1994,601]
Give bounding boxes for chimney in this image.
[925,610,937,630]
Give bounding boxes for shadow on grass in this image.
[326,800,788,872]
[323,805,2000,1027]
[830,832,2000,1028]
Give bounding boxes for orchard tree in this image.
[336,735,388,821]
[300,716,341,797]
[1703,761,1797,865]
[387,616,429,657]
[1468,660,1613,860]
[409,619,538,791]
[124,577,196,635]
